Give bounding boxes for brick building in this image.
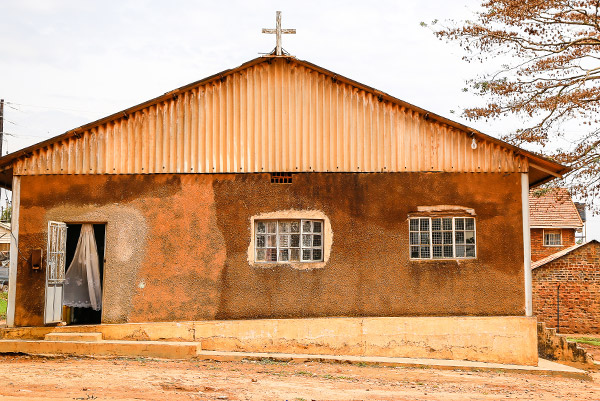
[532,240,600,334]
[529,188,584,262]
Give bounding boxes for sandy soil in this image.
[0,354,596,401]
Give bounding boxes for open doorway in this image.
[64,223,105,325]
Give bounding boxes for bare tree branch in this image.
[431,0,600,208]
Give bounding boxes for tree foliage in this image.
[1,206,11,223]
[430,0,600,204]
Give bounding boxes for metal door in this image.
[44,221,67,324]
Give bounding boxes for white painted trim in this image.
[530,226,582,229]
[6,176,20,327]
[521,173,532,317]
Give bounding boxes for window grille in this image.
[47,221,67,284]
[409,217,476,259]
[255,219,323,263]
[270,172,293,184]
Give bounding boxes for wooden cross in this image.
[262,11,296,56]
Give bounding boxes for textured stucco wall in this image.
[14,172,525,326]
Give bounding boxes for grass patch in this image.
[322,374,356,381]
[0,291,7,320]
[256,358,288,365]
[294,371,316,377]
[567,337,600,346]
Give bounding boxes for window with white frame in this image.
[409,217,476,259]
[543,230,562,246]
[255,219,323,263]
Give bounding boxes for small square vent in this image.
[270,172,293,184]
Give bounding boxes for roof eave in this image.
[530,225,583,229]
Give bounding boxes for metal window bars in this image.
[46,221,67,284]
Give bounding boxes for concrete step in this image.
[44,332,103,342]
[0,339,201,359]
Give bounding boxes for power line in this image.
[4,104,22,112]
[2,131,51,139]
[5,101,97,114]
[0,99,4,156]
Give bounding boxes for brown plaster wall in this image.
[531,228,576,262]
[14,172,525,327]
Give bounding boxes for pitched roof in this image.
[529,188,584,229]
[0,55,568,189]
[531,240,598,269]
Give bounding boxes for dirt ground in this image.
[0,354,596,401]
[578,343,600,361]
[567,335,600,361]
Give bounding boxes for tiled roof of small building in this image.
[529,188,584,229]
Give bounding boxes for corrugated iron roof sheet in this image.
[0,56,568,181]
[529,188,584,228]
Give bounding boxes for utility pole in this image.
[0,99,3,227]
[0,99,4,156]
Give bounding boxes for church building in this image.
[0,15,568,365]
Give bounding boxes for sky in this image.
[1,0,597,239]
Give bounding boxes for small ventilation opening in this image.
[270,172,293,184]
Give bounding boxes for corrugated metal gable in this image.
[14,58,529,176]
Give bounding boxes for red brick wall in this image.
[532,242,600,334]
[531,228,577,262]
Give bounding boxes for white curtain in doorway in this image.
[63,224,102,311]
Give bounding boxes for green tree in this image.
[1,206,11,222]
[429,1,600,203]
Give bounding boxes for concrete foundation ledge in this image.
[195,316,538,366]
[0,316,538,366]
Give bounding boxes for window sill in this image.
[253,261,327,270]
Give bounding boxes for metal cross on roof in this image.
[262,11,296,56]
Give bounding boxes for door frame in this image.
[62,222,107,325]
